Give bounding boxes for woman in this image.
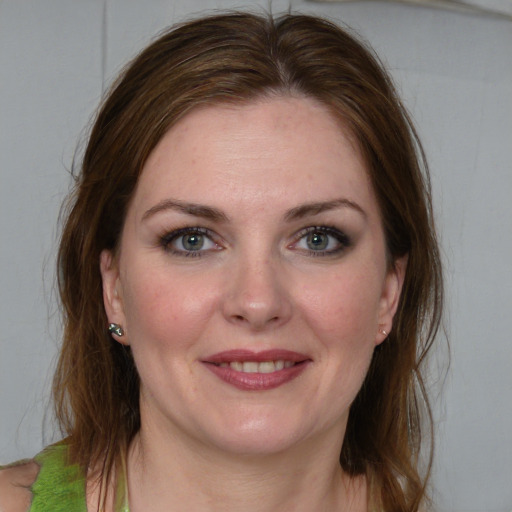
[0,11,442,512]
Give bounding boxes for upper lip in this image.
[203,349,311,364]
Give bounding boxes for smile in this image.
[216,360,295,373]
[203,349,310,391]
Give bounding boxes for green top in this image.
[30,443,87,512]
[2,443,129,512]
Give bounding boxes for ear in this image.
[375,254,408,345]
[100,249,128,344]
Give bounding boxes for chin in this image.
[199,410,325,458]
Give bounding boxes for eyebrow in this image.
[142,199,229,222]
[142,197,366,223]
[284,198,366,221]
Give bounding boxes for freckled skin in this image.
[101,96,405,458]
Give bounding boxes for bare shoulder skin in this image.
[0,461,39,512]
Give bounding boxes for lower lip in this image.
[203,361,309,391]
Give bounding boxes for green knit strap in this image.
[114,448,130,512]
[30,443,87,512]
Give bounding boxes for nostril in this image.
[232,314,280,324]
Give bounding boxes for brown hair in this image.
[54,12,442,511]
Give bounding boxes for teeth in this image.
[242,361,259,373]
[231,361,243,371]
[258,361,276,373]
[221,360,295,373]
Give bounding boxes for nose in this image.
[222,255,293,331]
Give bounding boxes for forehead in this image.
[131,96,376,218]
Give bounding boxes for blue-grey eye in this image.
[294,226,350,255]
[306,231,329,251]
[181,233,204,251]
[160,227,219,256]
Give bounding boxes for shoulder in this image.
[0,460,40,512]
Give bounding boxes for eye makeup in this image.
[289,225,352,257]
[158,227,222,257]
[156,223,353,260]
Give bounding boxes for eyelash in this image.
[291,226,351,257]
[159,227,221,258]
[158,225,351,258]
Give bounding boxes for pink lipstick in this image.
[202,349,311,391]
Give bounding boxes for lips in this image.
[202,349,311,391]
[220,360,295,373]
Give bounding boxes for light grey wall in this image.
[1,1,511,510]
[0,0,105,457]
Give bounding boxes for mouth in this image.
[215,360,296,373]
[202,349,311,391]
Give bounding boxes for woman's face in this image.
[101,96,405,456]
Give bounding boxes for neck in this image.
[126,417,366,512]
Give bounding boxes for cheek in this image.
[293,269,380,427]
[297,266,382,343]
[120,265,220,353]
